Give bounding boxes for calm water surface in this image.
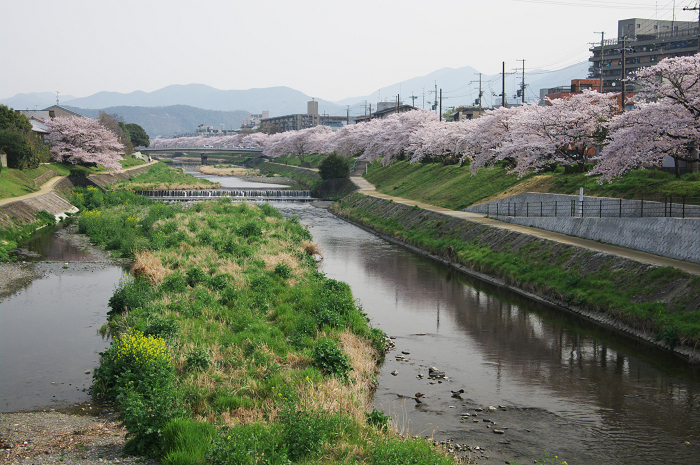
[273,202,700,465]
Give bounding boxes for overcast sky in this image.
[1,0,697,102]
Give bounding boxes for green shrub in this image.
[274,263,292,279]
[93,329,182,458]
[144,318,179,342]
[279,405,350,462]
[366,408,391,430]
[185,348,212,371]
[318,153,350,180]
[160,272,187,294]
[69,166,92,177]
[186,267,207,287]
[0,128,40,169]
[108,277,152,315]
[311,338,353,380]
[238,221,262,238]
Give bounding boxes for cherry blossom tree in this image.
[407,119,473,163]
[45,116,124,171]
[502,91,618,176]
[460,105,524,173]
[592,53,700,181]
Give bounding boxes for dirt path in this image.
[350,175,700,275]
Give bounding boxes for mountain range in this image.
[1,61,591,137]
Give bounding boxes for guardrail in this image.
[487,196,700,219]
[138,146,263,153]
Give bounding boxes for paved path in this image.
[0,161,158,207]
[350,176,700,275]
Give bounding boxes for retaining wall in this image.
[465,192,700,218]
[464,192,700,264]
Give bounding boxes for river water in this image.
[3,183,699,463]
[273,202,700,465]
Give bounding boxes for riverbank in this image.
[331,193,700,362]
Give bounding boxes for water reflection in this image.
[0,266,128,412]
[273,202,700,465]
[15,222,96,262]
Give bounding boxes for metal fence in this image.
[487,196,700,219]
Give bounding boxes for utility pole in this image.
[346,105,350,125]
[517,59,526,103]
[369,104,372,120]
[410,93,418,108]
[502,62,506,108]
[396,94,399,114]
[422,88,425,109]
[594,31,605,92]
[620,36,627,111]
[435,82,438,114]
[683,3,700,52]
[473,73,483,108]
[439,89,442,121]
[363,100,367,116]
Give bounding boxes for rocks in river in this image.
[384,337,395,350]
[488,405,497,411]
[428,366,446,379]
[417,373,424,379]
[401,350,410,355]
[391,370,399,376]
[493,429,505,434]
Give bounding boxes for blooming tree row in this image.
[149,53,699,181]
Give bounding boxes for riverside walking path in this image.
[349,175,700,275]
[0,160,158,207]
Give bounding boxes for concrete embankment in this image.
[331,192,700,362]
[0,165,154,228]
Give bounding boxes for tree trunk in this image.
[674,156,681,179]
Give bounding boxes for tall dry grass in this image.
[132,250,170,285]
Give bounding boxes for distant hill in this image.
[1,61,591,128]
[65,105,250,138]
[336,61,591,110]
[1,92,77,111]
[60,84,345,117]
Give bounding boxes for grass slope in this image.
[364,160,700,210]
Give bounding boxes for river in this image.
[273,202,700,465]
[2,185,699,464]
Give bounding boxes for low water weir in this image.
[137,189,314,202]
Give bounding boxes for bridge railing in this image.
[138,146,263,153]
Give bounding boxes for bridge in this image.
[137,146,264,154]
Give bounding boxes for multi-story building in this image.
[353,101,417,123]
[241,111,270,129]
[260,100,348,132]
[589,18,698,93]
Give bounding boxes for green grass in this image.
[366,160,534,209]
[73,187,449,464]
[120,156,148,169]
[333,193,700,347]
[108,162,220,190]
[364,160,700,210]
[256,161,323,189]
